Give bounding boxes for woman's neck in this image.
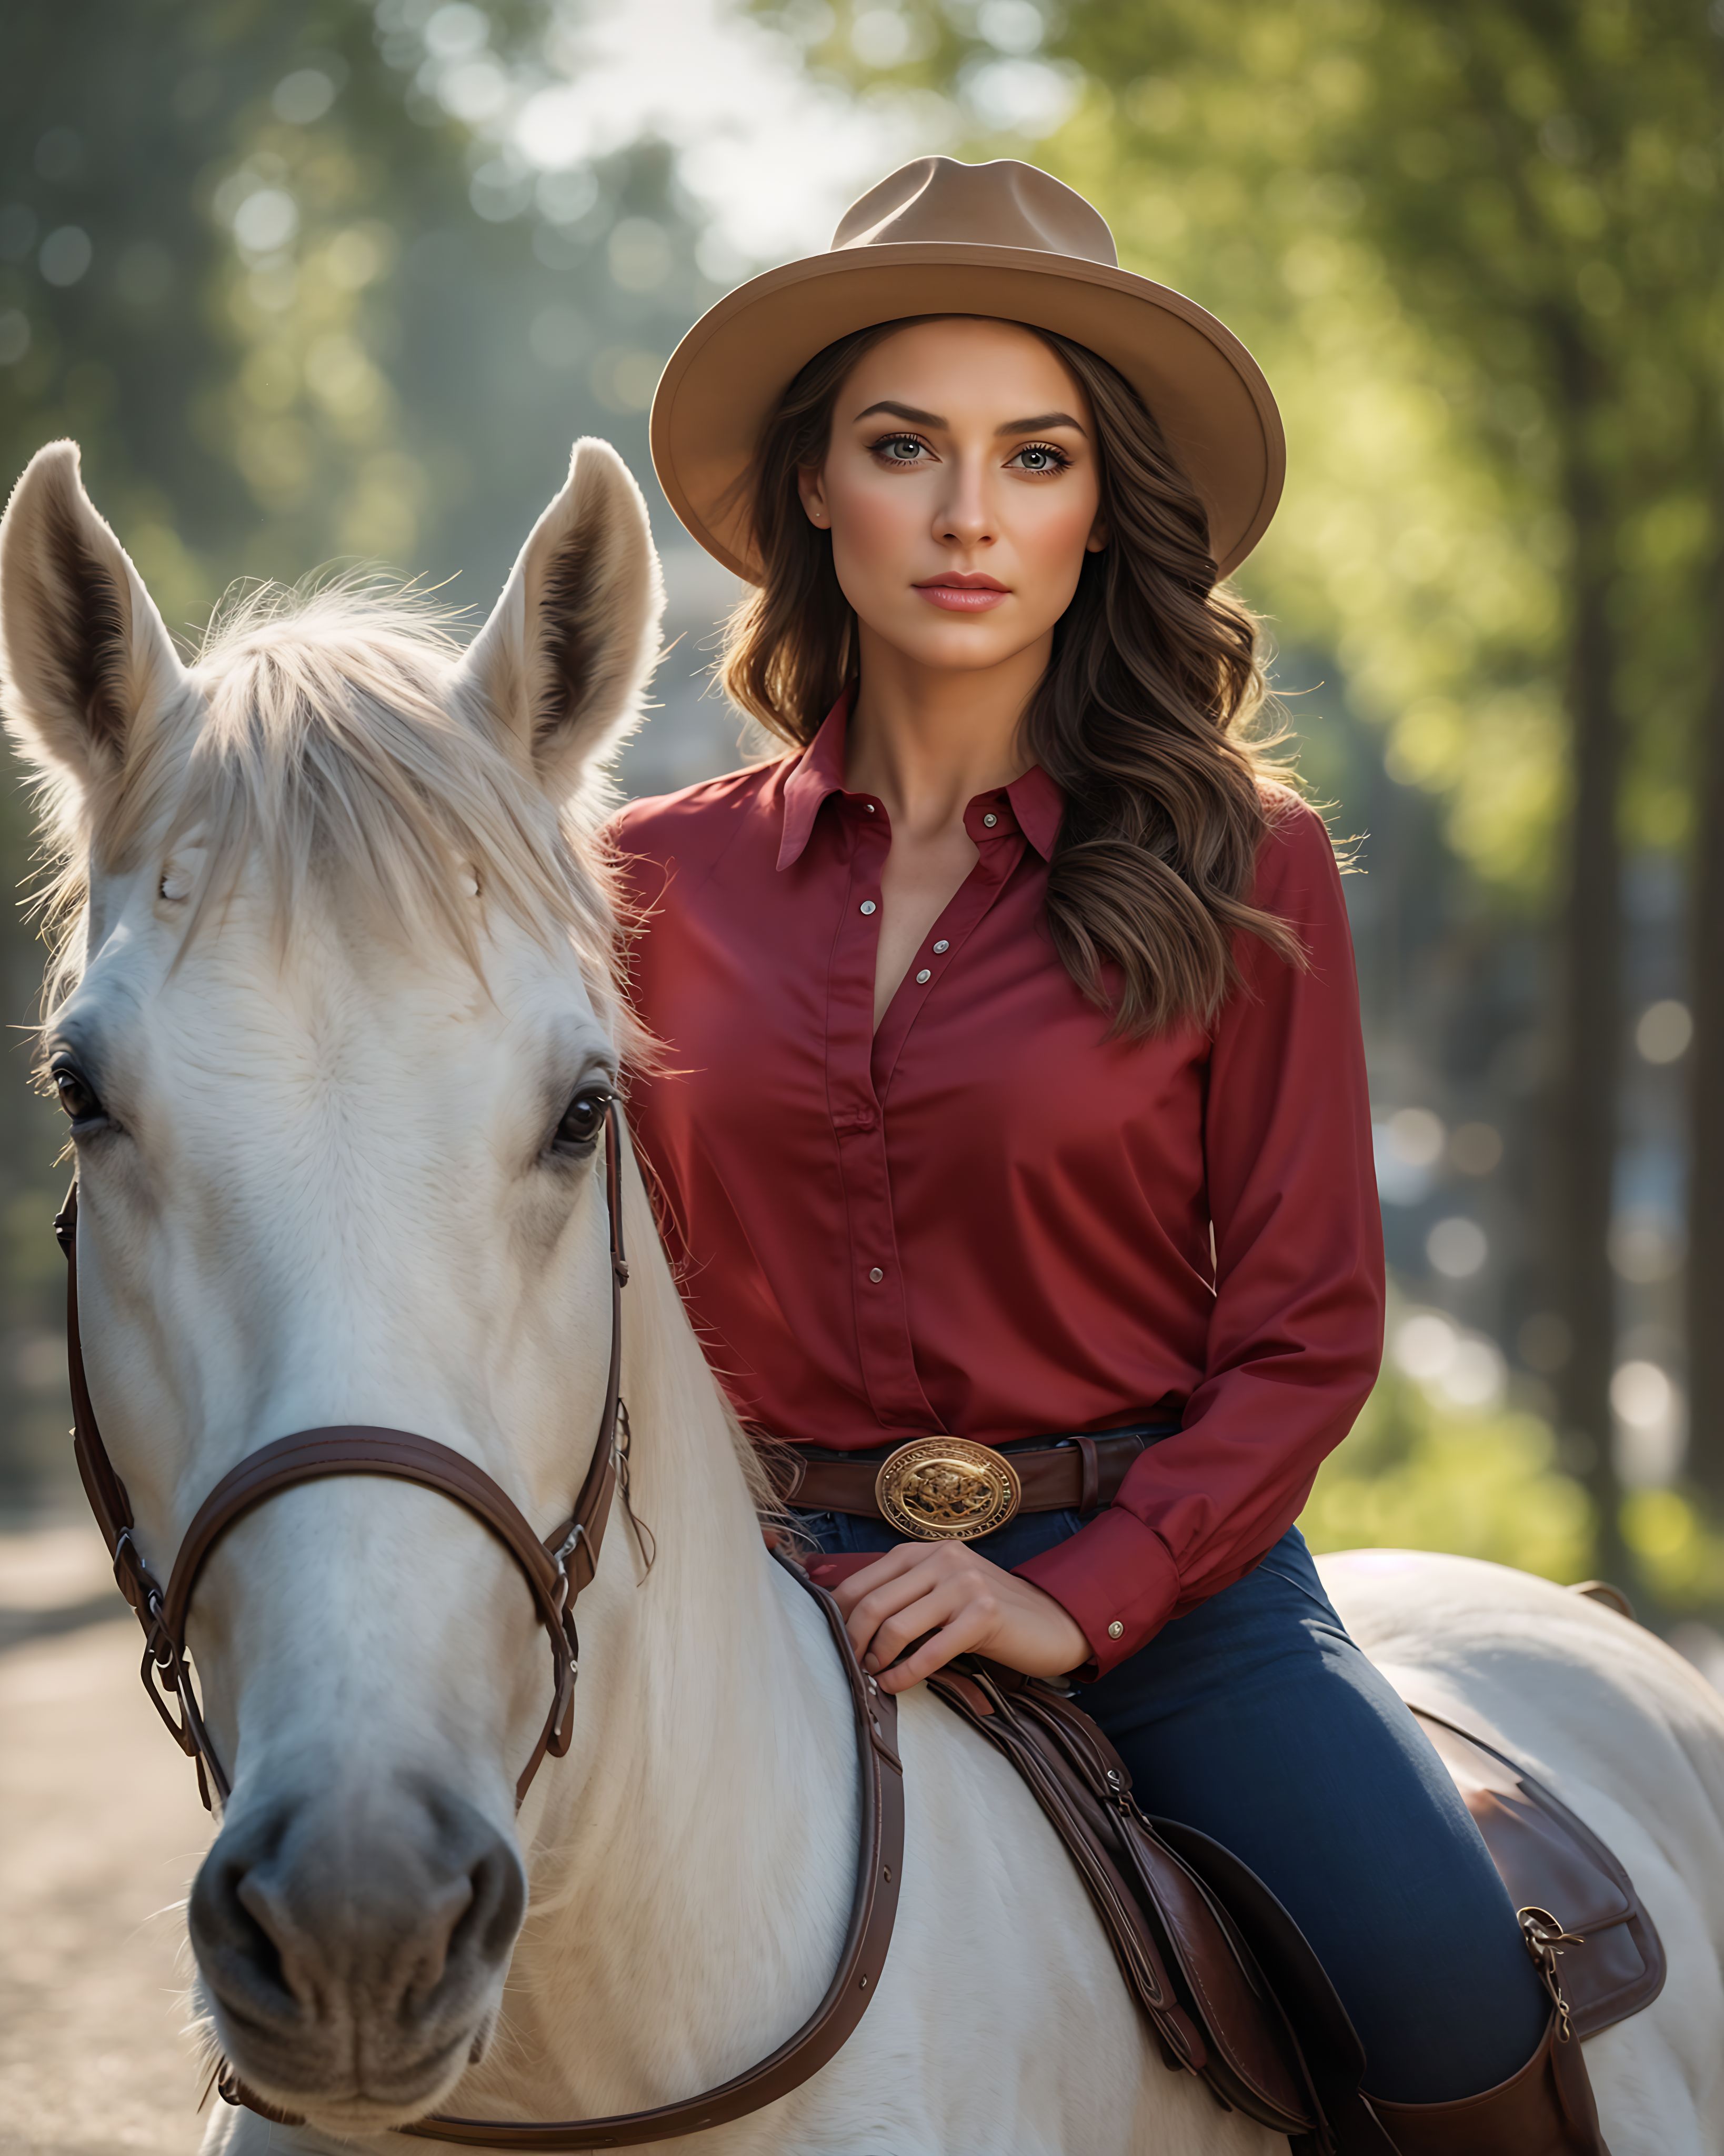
[846,622,1049,839]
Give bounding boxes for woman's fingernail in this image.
[863,1653,879,1673]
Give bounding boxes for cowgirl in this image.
[613,157,1580,2151]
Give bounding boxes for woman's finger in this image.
[876,1604,994,1693]
[863,1581,966,1670]
[845,1567,951,1662]
[827,1542,929,1617]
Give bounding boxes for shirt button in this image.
[915,968,931,984]
[1107,1621,1124,1640]
[859,900,876,915]
[933,940,949,954]
[982,812,998,828]
[868,1266,884,1283]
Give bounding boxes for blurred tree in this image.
[0,0,710,1503]
[1289,0,1723,1588]
[806,0,1724,1585]
[1693,450,1724,1511]
[1301,1360,1593,1585]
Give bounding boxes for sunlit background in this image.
[3,0,1722,1664]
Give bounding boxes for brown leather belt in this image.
[769,1428,1162,1542]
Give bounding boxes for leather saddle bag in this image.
[1401,1703,1666,2040]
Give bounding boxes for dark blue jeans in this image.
[792,1499,1549,2104]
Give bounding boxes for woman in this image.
[614,157,1577,2151]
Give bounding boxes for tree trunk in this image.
[1550,343,1630,1588]
[1686,524,1724,1504]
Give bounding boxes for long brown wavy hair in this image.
[718,318,1306,1036]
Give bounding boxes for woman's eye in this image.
[52,1065,104,1126]
[1009,443,1070,474]
[870,433,929,466]
[553,1087,612,1155]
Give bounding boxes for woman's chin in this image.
[856,610,1036,675]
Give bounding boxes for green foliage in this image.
[811,0,1724,900]
[1,0,714,616]
[1621,1486,1724,1608]
[0,0,713,1504]
[1301,1364,1596,1583]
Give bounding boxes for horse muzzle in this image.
[188,1774,525,2121]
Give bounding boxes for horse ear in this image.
[458,437,665,807]
[0,440,189,793]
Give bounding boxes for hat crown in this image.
[831,156,1118,270]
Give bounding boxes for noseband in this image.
[56,1102,635,1812]
[53,1097,906,2148]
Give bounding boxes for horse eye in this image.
[553,1086,612,1155]
[52,1064,104,1126]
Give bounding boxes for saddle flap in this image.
[1410,1708,1666,2041]
[928,1660,1321,2141]
[1114,1809,1320,2132]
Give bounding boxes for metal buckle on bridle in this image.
[550,1519,586,1610]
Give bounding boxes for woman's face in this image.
[798,316,1106,677]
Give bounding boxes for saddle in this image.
[923,1621,1665,2155]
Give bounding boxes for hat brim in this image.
[649,243,1285,584]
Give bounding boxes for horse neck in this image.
[490,1149,859,2102]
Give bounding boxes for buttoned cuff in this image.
[1014,1508,1180,1680]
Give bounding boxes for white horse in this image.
[1,438,1722,2156]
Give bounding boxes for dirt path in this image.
[1,1612,215,2155]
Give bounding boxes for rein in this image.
[55,1099,905,2146]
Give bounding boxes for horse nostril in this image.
[189,1789,526,2043]
[188,1810,305,2021]
[403,1822,527,2011]
[454,1836,527,1971]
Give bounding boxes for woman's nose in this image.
[934,462,996,548]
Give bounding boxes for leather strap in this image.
[928,1658,1321,2137]
[775,1429,1150,1516]
[57,1103,909,2146]
[164,1429,585,1808]
[56,1103,633,1811]
[1075,1434,1100,1517]
[396,1553,904,2148]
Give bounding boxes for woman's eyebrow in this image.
[995,411,1087,436]
[852,399,946,427]
[850,400,1089,437]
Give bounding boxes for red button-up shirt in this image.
[608,704,1383,1675]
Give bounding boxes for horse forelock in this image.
[38,576,633,1043]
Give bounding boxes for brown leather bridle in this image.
[58,1102,636,1814]
[54,1097,905,2147]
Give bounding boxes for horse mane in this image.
[33,576,629,1044]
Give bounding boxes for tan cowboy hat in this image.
[650,156,1285,585]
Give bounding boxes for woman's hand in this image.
[826,1541,1088,1694]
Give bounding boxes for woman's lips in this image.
[913,578,1009,612]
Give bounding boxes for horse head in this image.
[0,438,665,2131]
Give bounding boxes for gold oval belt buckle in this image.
[874,1436,1022,1542]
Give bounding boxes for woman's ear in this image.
[1086,518,1109,553]
[796,466,831,530]
[456,437,665,809]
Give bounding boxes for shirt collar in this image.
[775,693,1065,870]
[776,700,852,871]
[1004,762,1064,862]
